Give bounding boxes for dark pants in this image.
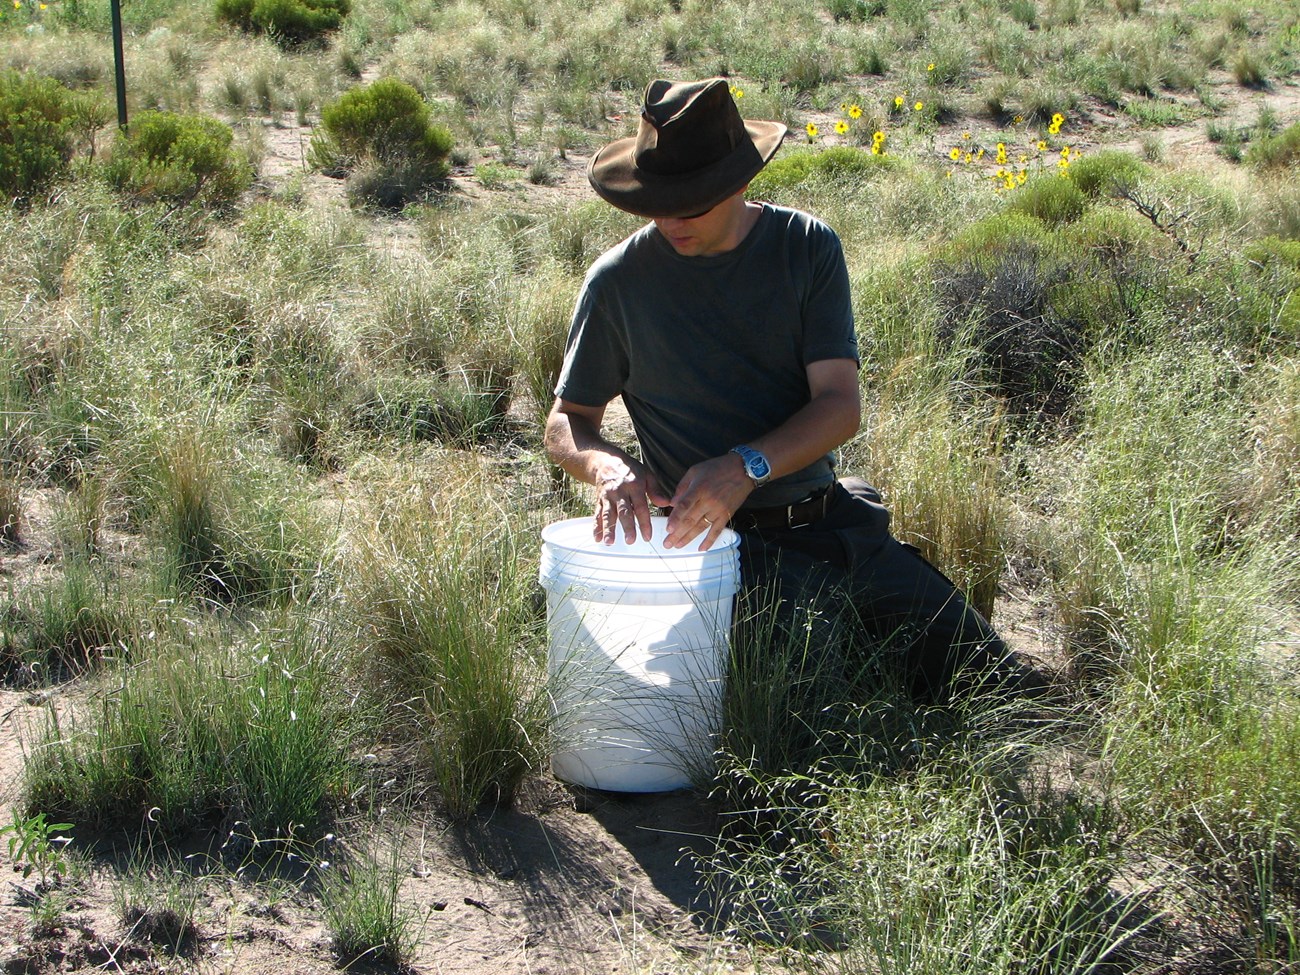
[736,477,1014,701]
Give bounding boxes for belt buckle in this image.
[786,499,813,530]
[786,490,827,530]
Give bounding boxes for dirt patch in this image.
[0,688,742,974]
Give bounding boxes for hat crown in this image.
[633,79,745,177]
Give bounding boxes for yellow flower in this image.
[894,96,904,109]
[730,86,744,99]
[872,130,885,144]
[1061,145,1071,158]
[840,101,848,111]
[949,147,961,160]
[835,120,848,135]
[1051,112,1065,125]
[1048,122,1061,135]
[871,144,881,155]
[927,62,935,71]
[913,100,924,111]
[962,131,971,139]
[1016,170,1027,185]
[1037,139,1047,151]
[12,1,20,8]
[848,104,862,119]
[963,152,972,163]
[806,122,819,139]
[975,148,985,160]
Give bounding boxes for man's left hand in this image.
[663,452,754,551]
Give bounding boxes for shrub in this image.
[748,146,895,199]
[313,78,452,209]
[1006,174,1088,225]
[1247,123,1300,172]
[1067,148,1149,197]
[0,71,80,201]
[105,110,252,208]
[933,218,1087,421]
[215,0,350,45]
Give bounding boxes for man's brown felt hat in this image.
[587,78,787,218]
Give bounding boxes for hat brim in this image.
[587,120,787,218]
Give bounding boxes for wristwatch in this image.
[731,444,773,486]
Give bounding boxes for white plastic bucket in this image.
[539,516,741,792]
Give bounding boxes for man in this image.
[544,78,1015,700]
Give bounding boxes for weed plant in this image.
[216,0,351,46]
[104,110,253,209]
[0,70,86,201]
[312,77,452,208]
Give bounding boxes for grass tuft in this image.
[321,838,421,968]
[349,460,548,821]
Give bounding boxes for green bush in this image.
[1248,123,1300,172]
[313,78,452,208]
[1245,237,1300,271]
[105,110,252,208]
[748,145,896,199]
[1067,148,1149,197]
[1006,173,1088,224]
[215,0,350,45]
[933,215,1086,420]
[0,71,80,201]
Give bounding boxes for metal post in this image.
[110,0,127,128]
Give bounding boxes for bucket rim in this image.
[541,515,740,556]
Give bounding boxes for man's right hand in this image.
[545,398,671,546]
[594,458,669,546]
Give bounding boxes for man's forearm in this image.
[748,384,861,483]
[544,407,627,485]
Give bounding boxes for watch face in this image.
[733,445,771,484]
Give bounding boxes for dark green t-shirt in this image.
[555,203,858,508]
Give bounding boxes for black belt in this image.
[730,487,832,532]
